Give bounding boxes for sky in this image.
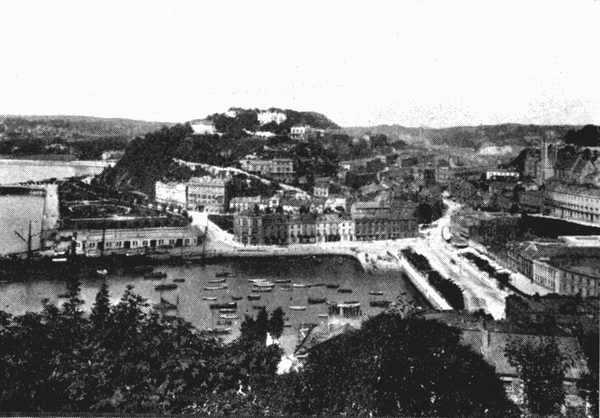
[0,0,598,128]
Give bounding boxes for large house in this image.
[190,119,217,135]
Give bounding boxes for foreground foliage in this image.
[278,314,517,416]
[0,282,517,415]
[0,281,280,414]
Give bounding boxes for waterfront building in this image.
[450,210,519,244]
[505,240,600,297]
[288,214,317,244]
[190,119,217,135]
[233,212,263,245]
[544,182,600,225]
[233,211,355,245]
[186,176,229,213]
[59,225,201,257]
[155,181,187,207]
[351,199,418,241]
[315,213,354,242]
[262,213,289,245]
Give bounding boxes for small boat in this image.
[204,285,228,291]
[208,278,226,284]
[274,279,291,284]
[144,271,167,280]
[219,313,239,320]
[96,269,108,277]
[289,305,307,311]
[58,293,70,298]
[308,297,327,304]
[311,283,326,288]
[215,271,232,278]
[209,302,237,310]
[203,296,217,301]
[284,323,292,328]
[280,286,293,292]
[293,283,308,288]
[326,283,340,289]
[251,287,273,293]
[369,291,384,296]
[252,305,266,310]
[155,283,177,291]
[231,295,243,301]
[318,314,329,318]
[253,281,274,288]
[173,278,185,283]
[206,328,232,335]
[219,308,237,314]
[338,288,353,294]
[248,294,261,301]
[370,300,391,308]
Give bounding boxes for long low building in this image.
[545,181,600,225]
[57,225,202,257]
[505,239,600,297]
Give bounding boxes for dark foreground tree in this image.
[505,336,568,415]
[278,313,517,416]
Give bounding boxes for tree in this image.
[281,314,517,416]
[90,281,110,329]
[505,337,568,415]
[268,307,284,339]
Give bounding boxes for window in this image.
[158,239,164,245]
[142,240,148,246]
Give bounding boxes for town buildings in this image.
[418,310,590,412]
[313,179,330,197]
[290,125,325,141]
[155,176,230,213]
[505,237,600,297]
[186,176,229,213]
[233,211,354,245]
[545,182,600,225]
[229,195,262,212]
[350,199,418,241]
[239,155,295,183]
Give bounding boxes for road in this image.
[413,199,509,319]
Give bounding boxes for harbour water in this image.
[0,195,46,254]
[0,256,427,353]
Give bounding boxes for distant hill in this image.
[0,115,172,141]
[342,124,579,150]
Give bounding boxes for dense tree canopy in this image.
[279,314,517,416]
